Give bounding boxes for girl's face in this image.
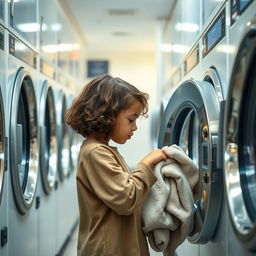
[111,100,143,144]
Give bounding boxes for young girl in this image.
[65,74,167,256]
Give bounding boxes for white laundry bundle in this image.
[142,144,199,256]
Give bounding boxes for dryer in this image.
[0,25,7,256]
[224,0,256,255]
[6,32,39,256]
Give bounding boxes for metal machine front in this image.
[9,68,38,215]
[158,79,222,244]
[224,20,256,252]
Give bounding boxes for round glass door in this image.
[56,90,70,180]
[158,79,222,243]
[224,21,256,251]
[10,68,38,215]
[39,83,57,194]
[0,88,5,205]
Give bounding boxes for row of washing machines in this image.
[152,0,256,255]
[0,25,80,256]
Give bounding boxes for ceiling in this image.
[63,0,175,54]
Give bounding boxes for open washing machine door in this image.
[9,67,38,215]
[39,82,57,195]
[224,20,256,251]
[158,78,223,244]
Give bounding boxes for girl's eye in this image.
[128,119,134,123]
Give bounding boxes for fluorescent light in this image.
[51,23,62,32]
[42,43,81,53]
[17,23,40,32]
[160,43,189,54]
[160,43,172,52]
[171,44,189,53]
[175,22,199,32]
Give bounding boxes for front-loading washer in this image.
[0,25,7,256]
[54,84,73,252]
[37,58,58,256]
[6,32,39,256]
[198,3,228,256]
[224,1,256,255]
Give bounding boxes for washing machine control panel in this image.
[9,34,37,68]
[202,8,226,57]
[184,44,199,75]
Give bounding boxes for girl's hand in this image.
[140,149,168,167]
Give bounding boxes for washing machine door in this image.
[9,68,38,215]
[0,87,5,205]
[158,79,223,244]
[224,21,256,251]
[39,82,57,195]
[56,90,70,180]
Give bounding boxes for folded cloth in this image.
[142,144,198,256]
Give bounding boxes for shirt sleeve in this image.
[84,146,156,216]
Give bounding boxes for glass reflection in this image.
[17,89,29,192]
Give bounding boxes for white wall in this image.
[84,51,159,168]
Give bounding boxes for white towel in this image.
[142,144,199,256]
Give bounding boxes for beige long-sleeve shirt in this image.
[76,138,157,256]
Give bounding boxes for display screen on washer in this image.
[230,0,253,24]
[240,0,252,11]
[203,9,225,57]
[184,45,199,75]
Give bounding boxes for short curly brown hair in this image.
[65,74,149,138]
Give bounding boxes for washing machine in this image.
[224,0,256,255]
[54,84,73,252]
[198,3,228,256]
[0,25,7,256]
[37,58,58,256]
[6,32,39,256]
[158,6,229,254]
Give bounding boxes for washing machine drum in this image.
[9,68,38,215]
[158,79,223,244]
[0,87,5,205]
[224,21,256,251]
